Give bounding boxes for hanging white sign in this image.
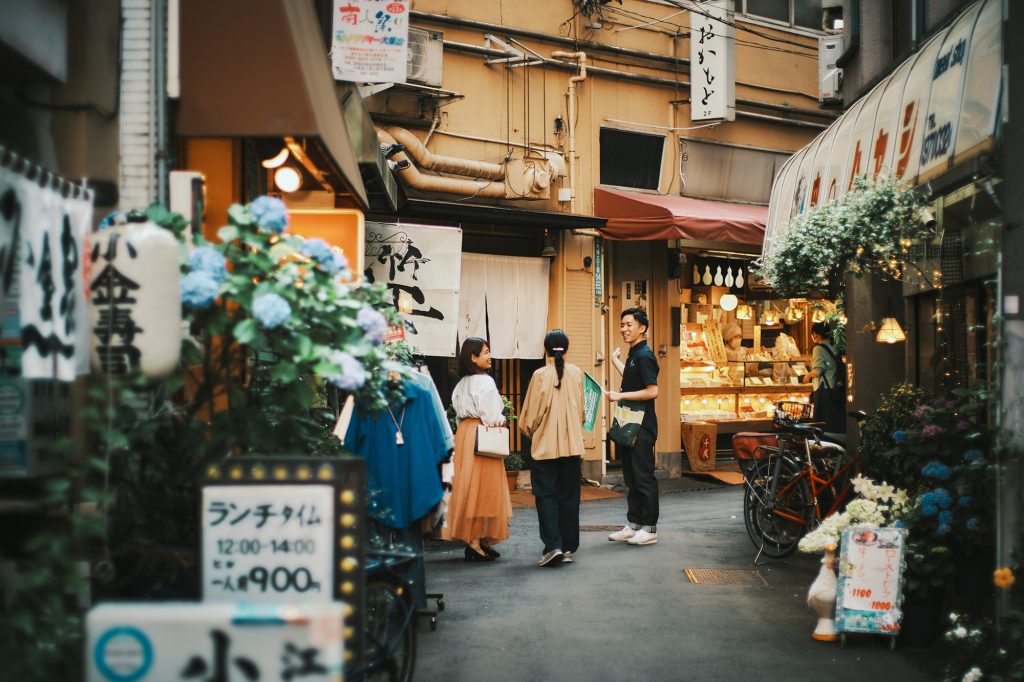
[331,0,410,84]
[365,222,462,357]
[690,0,736,122]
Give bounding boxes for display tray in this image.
[679,385,813,395]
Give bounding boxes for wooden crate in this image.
[681,421,717,472]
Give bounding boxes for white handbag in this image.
[474,425,510,459]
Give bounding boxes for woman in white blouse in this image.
[443,337,513,561]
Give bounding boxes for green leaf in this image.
[271,363,299,383]
[233,319,258,345]
[269,242,297,262]
[227,204,253,227]
[218,225,239,243]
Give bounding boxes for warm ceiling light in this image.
[261,147,290,169]
[735,304,752,320]
[274,166,302,193]
[876,317,906,344]
[719,293,738,311]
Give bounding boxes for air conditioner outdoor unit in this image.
[818,36,843,103]
[407,28,443,87]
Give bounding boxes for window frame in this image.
[598,126,668,193]
[739,0,824,32]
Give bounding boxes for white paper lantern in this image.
[88,217,181,379]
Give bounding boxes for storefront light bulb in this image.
[274,165,302,193]
[735,304,752,320]
[261,147,290,169]
[719,293,738,311]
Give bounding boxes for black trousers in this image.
[620,431,659,529]
[530,456,582,554]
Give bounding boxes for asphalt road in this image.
[414,483,940,681]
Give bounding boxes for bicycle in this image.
[736,408,865,559]
[347,548,419,682]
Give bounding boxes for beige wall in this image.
[382,1,822,472]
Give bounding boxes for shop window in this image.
[742,0,823,30]
[679,138,789,204]
[599,128,664,191]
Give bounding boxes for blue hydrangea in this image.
[938,510,953,525]
[357,307,387,345]
[937,523,952,536]
[921,503,938,517]
[249,196,289,234]
[920,492,937,506]
[892,430,907,444]
[964,449,985,464]
[966,517,980,531]
[252,292,292,329]
[188,246,227,283]
[181,271,219,309]
[921,460,951,481]
[299,238,348,275]
[893,520,905,528]
[328,351,367,391]
[933,487,952,508]
[958,495,973,507]
[99,211,124,230]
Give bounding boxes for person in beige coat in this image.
[519,329,586,567]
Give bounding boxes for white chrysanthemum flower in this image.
[962,666,983,682]
[953,626,968,639]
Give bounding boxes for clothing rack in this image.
[0,144,94,202]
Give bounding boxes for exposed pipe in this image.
[432,128,561,154]
[376,128,505,198]
[154,0,168,205]
[382,126,505,181]
[551,51,587,214]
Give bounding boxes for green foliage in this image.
[859,383,930,487]
[758,175,931,298]
[504,451,525,472]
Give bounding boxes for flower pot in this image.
[506,471,519,493]
[954,546,995,598]
[898,592,945,648]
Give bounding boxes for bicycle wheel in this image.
[362,575,417,682]
[743,456,812,558]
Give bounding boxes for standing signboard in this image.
[331,0,411,84]
[689,0,736,123]
[364,222,462,357]
[835,526,909,640]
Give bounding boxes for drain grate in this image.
[684,568,768,586]
[579,525,624,532]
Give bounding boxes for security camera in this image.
[381,143,406,159]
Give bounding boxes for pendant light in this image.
[875,301,906,344]
[719,293,738,311]
[735,304,753,320]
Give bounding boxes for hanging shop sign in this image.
[331,0,410,84]
[594,237,603,303]
[88,217,181,380]
[689,0,735,123]
[365,222,462,357]
[86,602,348,682]
[0,156,92,382]
[835,526,909,637]
[764,0,1001,257]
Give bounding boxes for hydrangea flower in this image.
[958,495,973,507]
[298,238,349,275]
[962,666,983,682]
[964,449,985,463]
[252,293,292,329]
[921,503,938,517]
[937,523,952,535]
[250,196,289,234]
[914,404,932,418]
[933,487,952,509]
[922,424,942,437]
[357,307,387,345]
[181,271,219,309]
[99,210,124,230]
[938,510,953,525]
[957,420,970,431]
[966,517,980,531]
[188,246,227,283]
[892,430,907,444]
[921,460,951,480]
[328,351,367,391]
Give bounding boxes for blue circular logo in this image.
[93,626,153,682]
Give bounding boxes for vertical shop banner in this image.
[365,222,462,357]
[835,526,908,636]
[689,0,735,122]
[331,0,410,83]
[593,237,603,303]
[583,372,601,432]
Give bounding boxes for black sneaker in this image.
[538,549,564,567]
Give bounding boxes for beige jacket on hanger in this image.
[518,362,586,461]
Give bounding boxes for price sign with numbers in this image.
[835,526,909,636]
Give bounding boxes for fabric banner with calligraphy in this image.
[835,526,909,636]
[0,166,91,381]
[365,222,462,357]
[331,0,410,84]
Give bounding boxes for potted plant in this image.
[504,452,525,493]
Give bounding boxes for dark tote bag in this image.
[609,399,646,448]
[812,344,846,434]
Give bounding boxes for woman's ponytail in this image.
[543,329,570,388]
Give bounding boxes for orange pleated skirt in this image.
[441,417,513,546]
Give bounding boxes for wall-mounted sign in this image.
[331,0,410,84]
[835,526,909,636]
[689,0,735,123]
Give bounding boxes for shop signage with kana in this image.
[331,0,410,84]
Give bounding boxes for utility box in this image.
[819,36,843,103]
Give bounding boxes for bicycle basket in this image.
[776,400,812,422]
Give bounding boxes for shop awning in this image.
[595,187,768,245]
[177,0,368,208]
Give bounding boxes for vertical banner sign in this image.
[835,526,909,636]
[365,222,462,357]
[690,0,736,123]
[583,371,601,432]
[593,237,603,303]
[331,0,410,84]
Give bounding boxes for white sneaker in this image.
[608,526,637,542]
[562,551,574,564]
[627,529,658,545]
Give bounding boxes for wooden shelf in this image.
[679,384,812,395]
